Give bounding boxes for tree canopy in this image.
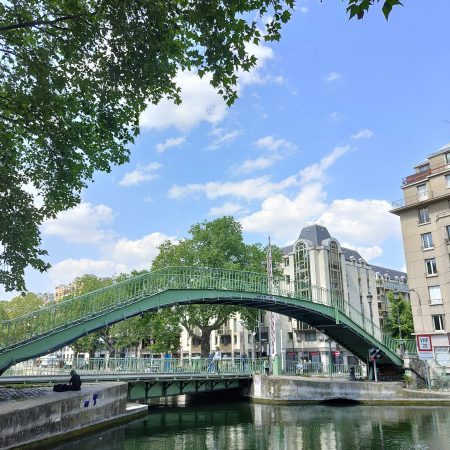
[152,216,282,356]
[384,291,414,340]
[0,0,402,293]
[0,0,294,292]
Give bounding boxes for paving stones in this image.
[0,386,54,404]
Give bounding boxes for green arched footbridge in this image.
[0,267,406,374]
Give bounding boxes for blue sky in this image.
[3,0,450,298]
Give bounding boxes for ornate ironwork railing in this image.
[0,266,407,358]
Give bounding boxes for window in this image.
[446,175,450,188]
[284,257,290,267]
[285,274,290,284]
[446,225,450,241]
[446,152,450,165]
[304,331,316,342]
[432,314,445,331]
[418,208,430,224]
[428,285,442,304]
[417,184,428,201]
[233,335,237,344]
[287,332,293,341]
[425,258,438,275]
[421,232,433,249]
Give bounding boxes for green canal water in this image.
[47,401,450,450]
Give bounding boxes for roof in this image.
[370,264,407,279]
[341,247,365,263]
[427,142,450,159]
[298,224,332,246]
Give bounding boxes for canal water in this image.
[46,401,450,450]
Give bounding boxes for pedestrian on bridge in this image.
[213,347,221,373]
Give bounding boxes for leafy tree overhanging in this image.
[0,0,401,292]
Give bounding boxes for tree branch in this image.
[0,14,87,32]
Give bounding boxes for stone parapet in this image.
[247,375,450,405]
[0,382,147,449]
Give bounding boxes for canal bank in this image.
[246,375,450,405]
[0,382,147,449]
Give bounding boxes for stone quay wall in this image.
[0,382,146,449]
[246,375,450,405]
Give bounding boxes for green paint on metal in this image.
[0,266,410,373]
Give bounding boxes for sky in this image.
[2,0,450,299]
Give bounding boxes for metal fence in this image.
[283,361,366,379]
[3,357,268,377]
[0,266,409,361]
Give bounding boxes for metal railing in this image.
[283,361,366,379]
[3,357,268,377]
[391,191,433,209]
[4,357,368,381]
[0,266,405,361]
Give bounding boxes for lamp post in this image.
[367,293,374,335]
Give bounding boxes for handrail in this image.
[0,266,404,359]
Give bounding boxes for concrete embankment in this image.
[0,382,147,449]
[246,375,450,405]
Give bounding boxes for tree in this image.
[0,0,294,292]
[0,0,402,294]
[2,292,45,319]
[385,291,414,340]
[66,274,113,356]
[68,272,181,356]
[346,0,402,20]
[151,216,282,356]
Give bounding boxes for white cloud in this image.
[119,163,161,187]
[255,135,296,151]
[351,128,374,140]
[324,72,343,83]
[299,145,350,184]
[316,198,400,246]
[48,232,175,287]
[239,145,399,253]
[330,111,346,122]
[140,42,274,131]
[299,6,309,14]
[208,128,242,150]
[208,202,247,217]
[155,136,186,153]
[49,259,116,286]
[42,202,114,245]
[141,71,227,131]
[168,175,298,201]
[234,155,281,174]
[345,245,384,262]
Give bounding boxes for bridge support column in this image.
[272,355,282,376]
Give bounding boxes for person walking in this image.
[213,347,221,373]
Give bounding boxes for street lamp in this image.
[367,293,374,334]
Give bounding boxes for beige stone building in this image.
[391,143,450,365]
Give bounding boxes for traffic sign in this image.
[416,334,433,360]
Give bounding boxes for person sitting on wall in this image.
[53,369,82,392]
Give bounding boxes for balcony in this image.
[402,162,450,186]
[391,190,433,210]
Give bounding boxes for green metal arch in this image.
[0,267,403,374]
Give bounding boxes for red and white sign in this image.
[333,351,340,356]
[416,334,434,360]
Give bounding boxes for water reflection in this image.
[45,402,450,450]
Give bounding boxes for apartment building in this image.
[279,224,381,366]
[391,143,450,365]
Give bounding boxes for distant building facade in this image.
[177,224,407,367]
[391,143,450,365]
